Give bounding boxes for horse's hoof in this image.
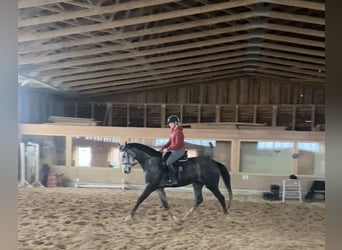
[124,215,133,222]
[225,214,231,221]
[183,207,194,219]
[172,215,180,224]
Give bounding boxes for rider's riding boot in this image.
[167,165,178,185]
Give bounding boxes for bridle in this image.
[120,147,138,173]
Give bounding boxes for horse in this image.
[119,142,233,223]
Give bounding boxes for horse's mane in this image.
[128,143,161,157]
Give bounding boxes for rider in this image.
[161,115,185,185]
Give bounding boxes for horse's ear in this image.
[125,141,127,146]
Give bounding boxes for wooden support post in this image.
[107,102,113,126]
[161,104,166,128]
[91,102,95,119]
[49,102,54,122]
[126,104,130,127]
[272,105,278,127]
[231,139,240,174]
[143,104,147,127]
[180,104,184,122]
[215,105,221,123]
[311,105,316,131]
[292,106,297,130]
[253,105,257,123]
[74,102,78,117]
[235,105,239,122]
[197,104,201,123]
[65,135,72,168]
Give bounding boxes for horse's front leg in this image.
[124,184,156,222]
[156,188,180,224]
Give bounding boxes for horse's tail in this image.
[216,161,233,208]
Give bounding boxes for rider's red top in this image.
[162,126,185,151]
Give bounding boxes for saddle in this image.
[162,151,188,169]
[160,151,188,187]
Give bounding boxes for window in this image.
[257,141,294,151]
[76,147,91,167]
[110,147,121,168]
[72,136,120,167]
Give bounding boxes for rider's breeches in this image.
[166,148,185,171]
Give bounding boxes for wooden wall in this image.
[19,86,68,124]
[19,76,325,126]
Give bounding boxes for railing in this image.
[59,102,325,131]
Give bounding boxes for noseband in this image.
[121,149,138,167]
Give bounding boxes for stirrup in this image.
[167,178,178,185]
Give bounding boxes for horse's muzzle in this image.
[122,165,131,174]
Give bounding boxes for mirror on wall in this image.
[240,141,294,175]
[71,136,120,168]
[239,141,325,177]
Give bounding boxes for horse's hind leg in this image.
[184,182,204,219]
[206,184,230,219]
[156,188,179,224]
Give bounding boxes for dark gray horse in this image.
[119,142,233,223]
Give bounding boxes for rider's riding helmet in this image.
[166,115,180,124]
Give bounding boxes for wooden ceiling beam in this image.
[19,21,324,64]
[79,67,258,94]
[54,48,323,84]
[18,0,260,42]
[33,40,324,82]
[19,0,178,27]
[18,1,324,43]
[78,63,323,95]
[89,73,250,97]
[63,54,323,89]
[18,0,68,9]
[264,0,324,11]
[18,11,256,54]
[74,60,323,94]
[24,31,324,71]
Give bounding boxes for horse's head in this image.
[119,143,136,174]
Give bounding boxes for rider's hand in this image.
[162,148,168,153]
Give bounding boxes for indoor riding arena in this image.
[18,0,325,249]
